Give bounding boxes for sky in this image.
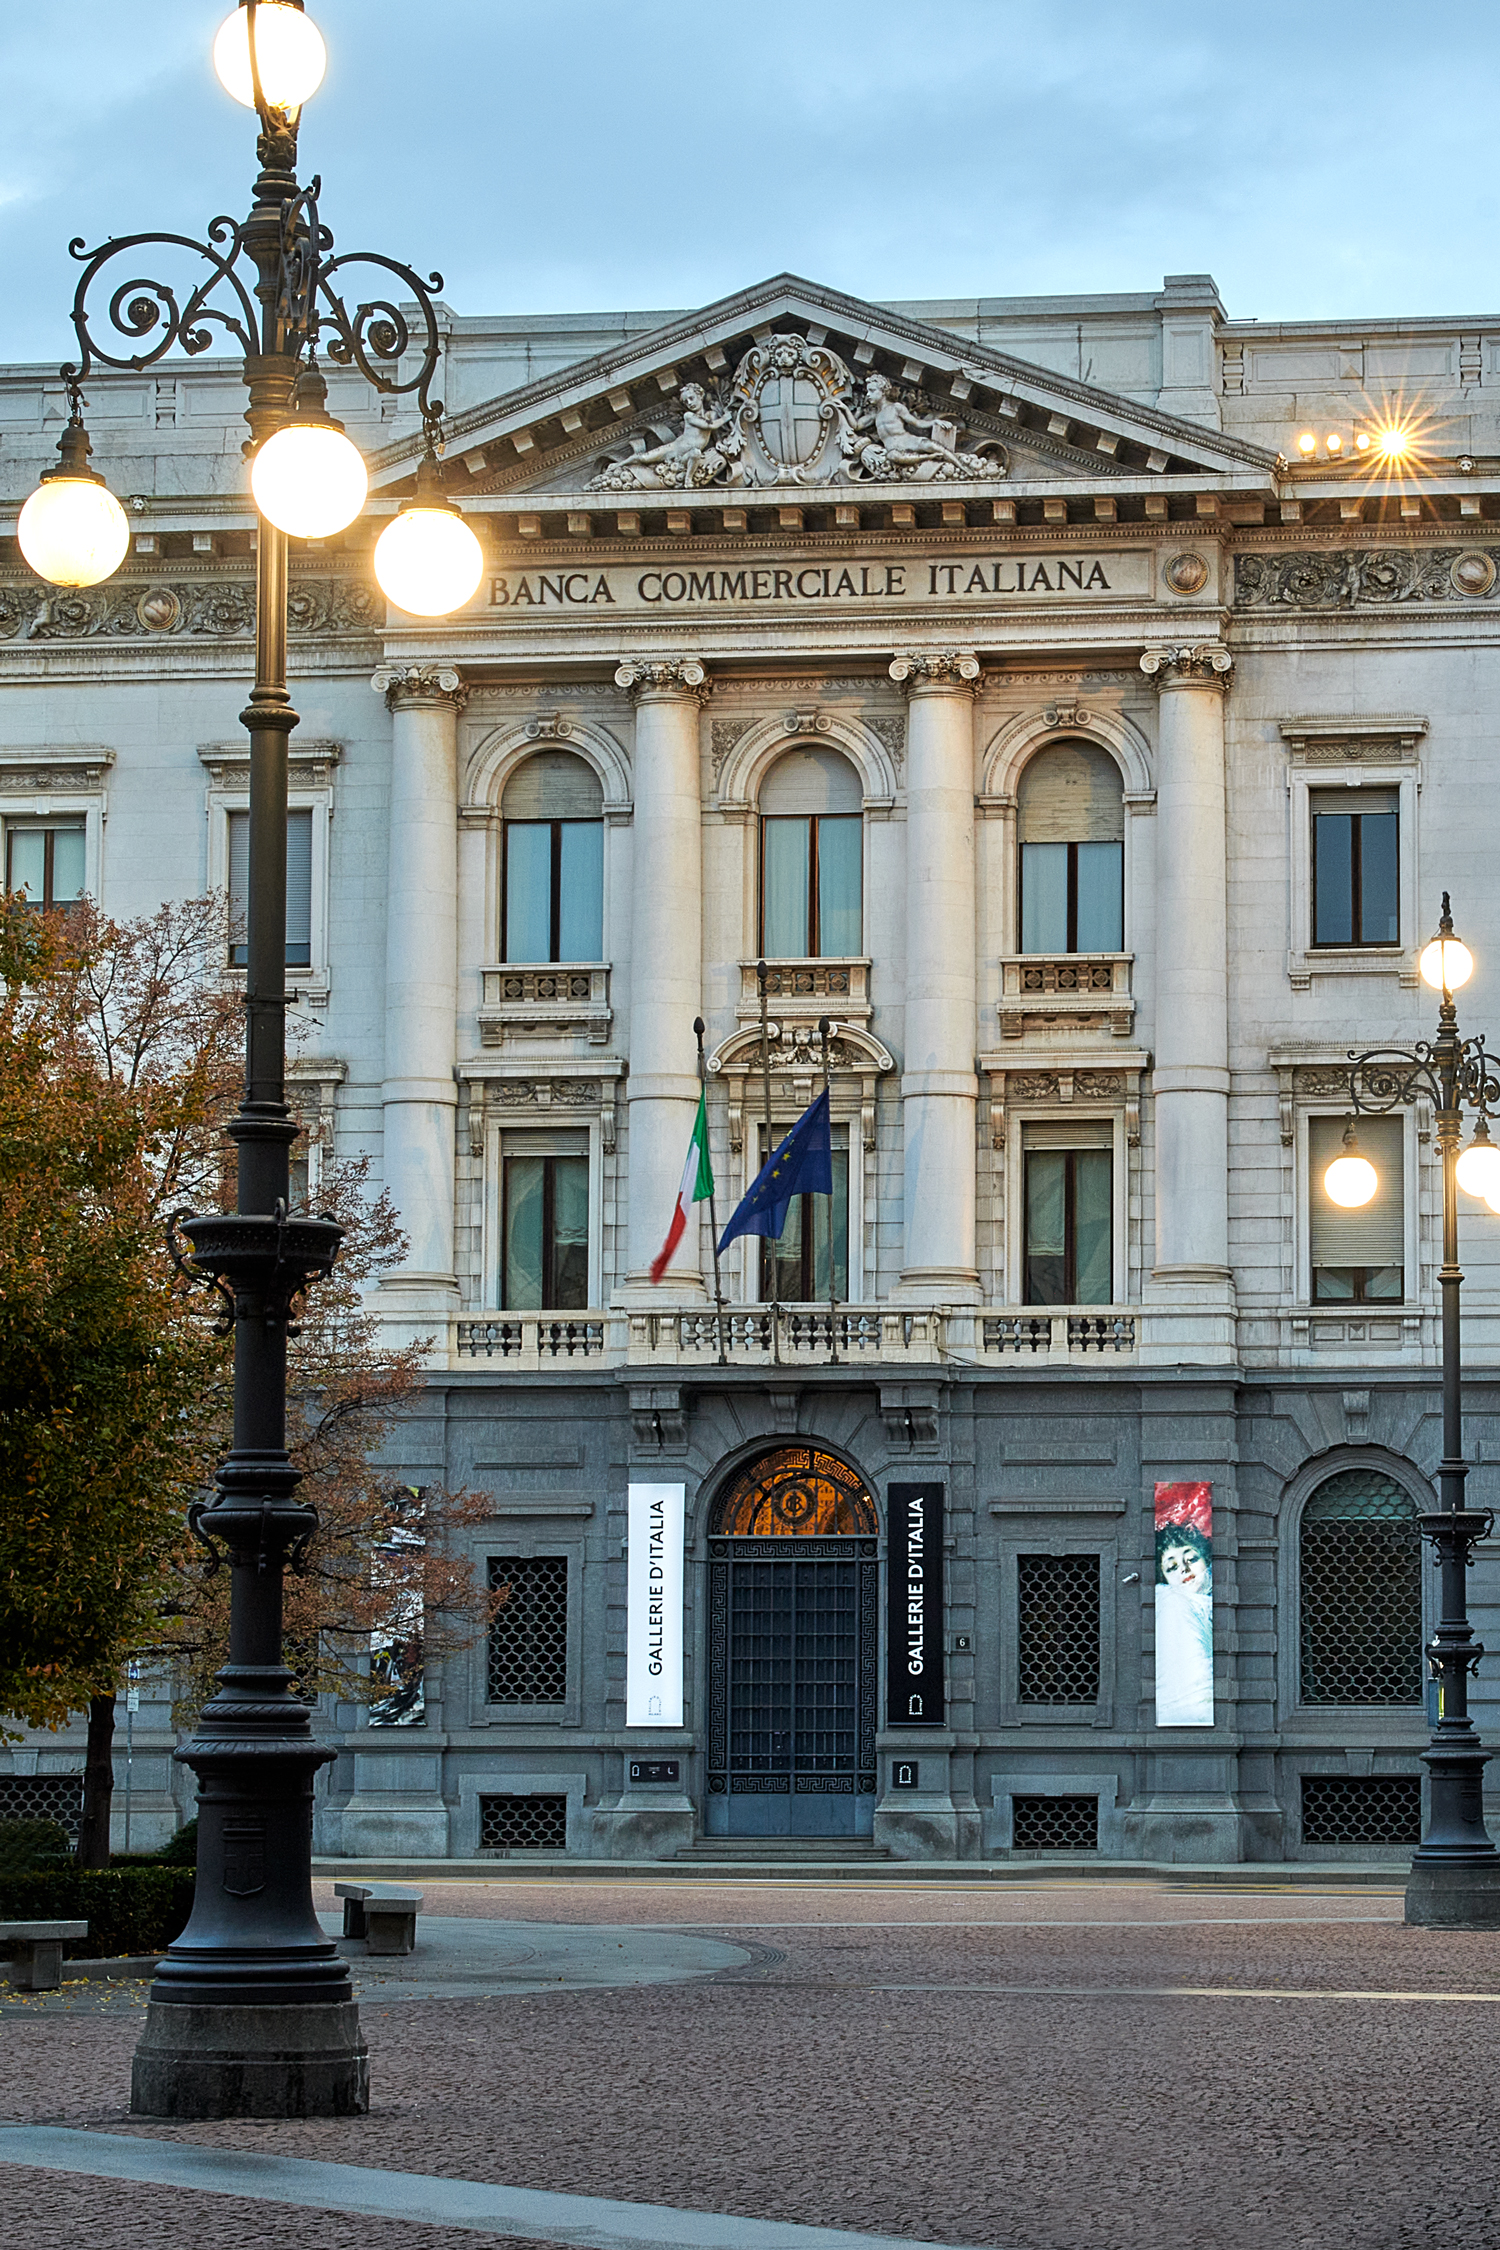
[4,0,1499,369]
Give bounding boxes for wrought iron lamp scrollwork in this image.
[15,0,486,2123]
[1330,894,1500,1924]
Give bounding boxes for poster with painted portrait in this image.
[1154,1481,1213,1727]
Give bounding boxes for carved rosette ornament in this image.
[371,663,469,712]
[614,657,711,701]
[1139,642,1233,691]
[889,650,982,692]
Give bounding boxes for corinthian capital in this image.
[614,657,710,701]
[889,650,981,691]
[372,663,469,712]
[1139,642,1233,690]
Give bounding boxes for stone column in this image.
[373,663,466,1329]
[616,658,708,1298]
[1140,642,1233,1282]
[891,651,981,1302]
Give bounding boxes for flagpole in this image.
[820,1014,839,1367]
[694,1016,727,1367]
[758,958,780,1366]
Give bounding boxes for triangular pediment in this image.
[370,273,1276,509]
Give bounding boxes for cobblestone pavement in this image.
[4,1877,1499,2250]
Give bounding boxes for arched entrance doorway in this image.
[704,1446,879,1837]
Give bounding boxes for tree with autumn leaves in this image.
[0,893,495,1863]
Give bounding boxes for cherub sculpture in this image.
[588,383,740,491]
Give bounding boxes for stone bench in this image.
[1,1920,89,1991]
[334,1881,422,1956]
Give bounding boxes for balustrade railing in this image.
[447,1303,1139,1367]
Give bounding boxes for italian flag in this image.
[651,1089,714,1283]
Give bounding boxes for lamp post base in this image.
[129,2000,369,2119]
[1404,1857,1500,1929]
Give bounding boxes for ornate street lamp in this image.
[20,0,481,2116]
[1333,895,1500,1926]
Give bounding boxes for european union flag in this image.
[717,1089,833,1255]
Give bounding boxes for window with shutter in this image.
[1310,1114,1403,1301]
[1017,741,1124,953]
[501,751,604,963]
[759,747,863,957]
[1021,1120,1113,1305]
[227,807,314,968]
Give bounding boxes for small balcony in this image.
[737,957,872,1025]
[998,953,1134,1041]
[477,963,611,1048]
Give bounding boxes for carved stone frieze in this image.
[889,650,981,690]
[866,714,906,770]
[489,1078,602,1106]
[0,573,382,644]
[1236,548,1500,609]
[614,657,710,698]
[372,663,468,712]
[587,333,1009,493]
[0,747,116,792]
[1139,642,1233,689]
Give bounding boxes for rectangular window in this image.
[6,821,86,912]
[1017,1552,1102,1704]
[1310,1112,1403,1301]
[503,819,603,963]
[759,1125,849,1301]
[1022,1123,1112,1305]
[1020,839,1123,952]
[1311,789,1398,946]
[760,814,861,956]
[502,1131,589,1309]
[228,807,313,968]
[485,1555,568,1703]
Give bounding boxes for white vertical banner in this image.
[627,1482,685,1726]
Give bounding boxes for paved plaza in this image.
[3,1875,1499,2249]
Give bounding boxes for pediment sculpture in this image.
[587,333,1009,492]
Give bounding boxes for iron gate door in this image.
[706,1536,879,1836]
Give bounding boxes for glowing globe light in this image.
[1457,1129,1500,1203]
[1326,432,1343,454]
[19,472,130,588]
[1325,1147,1379,1208]
[1355,432,1371,453]
[373,461,485,616]
[250,420,367,539]
[214,2,326,110]
[1297,431,1317,455]
[18,414,130,587]
[1420,933,1474,993]
[1377,426,1411,460]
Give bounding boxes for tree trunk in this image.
[77,1693,117,1867]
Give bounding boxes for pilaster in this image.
[373,664,468,1340]
[616,658,710,1299]
[891,652,981,1303]
[1139,642,1236,1364]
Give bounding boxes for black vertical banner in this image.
[887,1482,945,1726]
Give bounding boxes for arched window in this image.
[711,1444,878,1535]
[1017,740,1124,953]
[1299,1468,1423,1704]
[501,750,604,962]
[759,747,862,957]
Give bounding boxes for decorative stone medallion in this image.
[1163,551,1210,595]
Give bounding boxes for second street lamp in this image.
[20,0,479,2116]
[1332,894,1500,1927]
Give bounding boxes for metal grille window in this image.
[486,1555,569,1703]
[1017,1553,1101,1704]
[0,1772,84,1843]
[1300,1469,1422,1704]
[479,1793,568,1852]
[1301,1774,1422,1845]
[1012,1794,1099,1851]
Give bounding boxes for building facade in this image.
[3,270,1499,1862]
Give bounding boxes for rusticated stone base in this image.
[130,2000,368,2118]
[1405,1858,1500,1928]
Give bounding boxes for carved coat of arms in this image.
[588,333,1008,493]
